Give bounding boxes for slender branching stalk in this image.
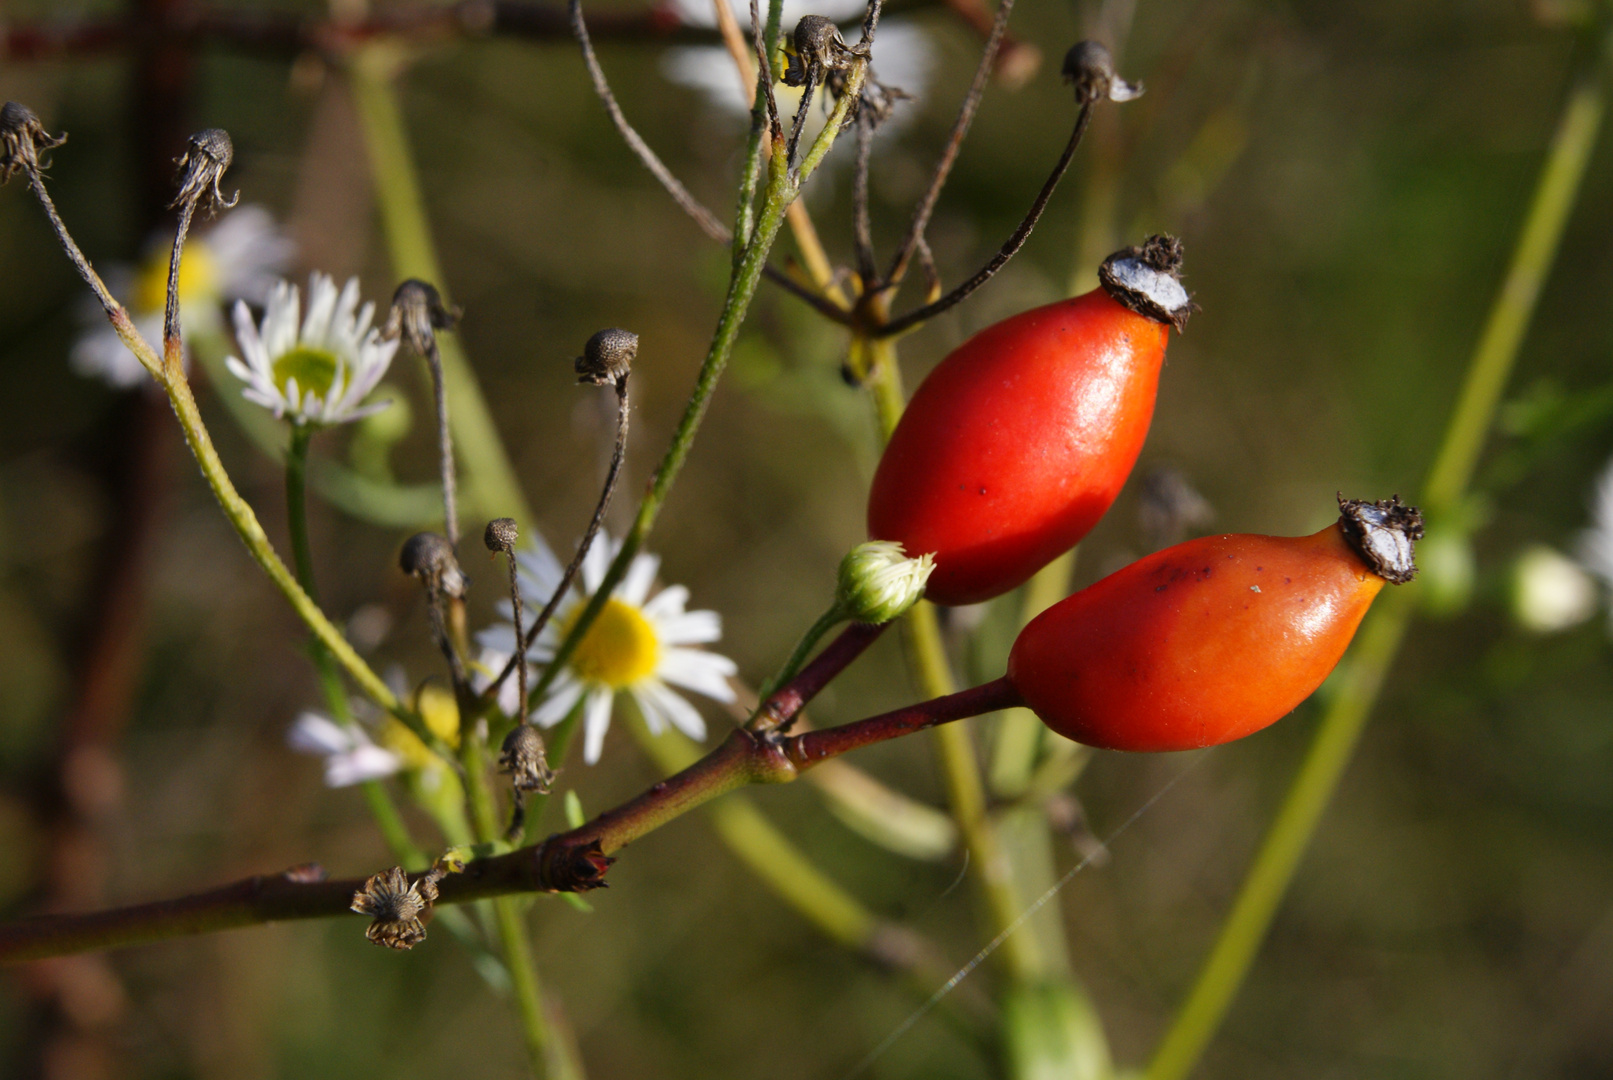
[881,0,1015,290]
[878,103,1092,336]
[1144,51,1609,1080]
[0,674,1023,962]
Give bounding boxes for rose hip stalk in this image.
[867,235,1194,605]
[1006,496,1424,752]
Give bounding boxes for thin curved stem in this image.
[482,377,630,708]
[571,0,729,242]
[882,0,1015,289]
[878,103,1092,338]
[529,56,869,712]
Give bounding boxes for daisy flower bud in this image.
[836,540,935,624]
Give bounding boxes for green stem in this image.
[287,425,425,865]
[1144,60,1607,1080]
[989,551,1074,798]
[348,45,533,527]
[866,338,1044,982]
[533,65,868,707]
[155,341,449,758]
[756,604,847,705]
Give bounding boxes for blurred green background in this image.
[1,0,1612,1077]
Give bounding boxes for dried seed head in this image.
[784,15,859,86]
[170,128,239,216]
[1337,494,1424,586]
[499,724,556,794]
[575,327,637,386]
[1061,41,1144,105]
[382,279,459,356]
[399,531,468,599]
[351,866,441,950]
[484,517,520,553]
[0,101,66,184]
[1098,234,1195,331]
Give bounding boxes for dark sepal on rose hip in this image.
[1337,494,1424,585]
[1098,234,1196,331]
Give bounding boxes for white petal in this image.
[532,676,584,727]
[632,685,667,735]
[654,609,723,646]
[658,648,738,702]
[580,530,616,595]
[619,552,661,606]
[640,584,689,620]
[582,687,616,764]
[638,679,707,742]
[325,745,402,787]
[287,712,355,755]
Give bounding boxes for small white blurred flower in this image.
[1575,454,1613,631]
[225,272,398,426]
[288,712,402,788]
[288,684,463,788]
[661,18,933,142]
[70,205,294,388]
[836,540,934,623]
[476,530,737,765]
[1511,545,1597,633]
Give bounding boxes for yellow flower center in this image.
[134,242,218,314]
[272,345,339,401]
[567,598,659,689]
[381,683,461,771]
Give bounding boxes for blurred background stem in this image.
[1145,47,1609,1080]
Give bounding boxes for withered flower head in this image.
[575,327,636,386]
[1061,41,1144,106]
[827,68,913,128]
[0,101,66,184]
[400,531,468,599]
[381,278,459,356]
[170,128,239,216]
[351,865,444,950]
[484,517,520,554]
[499,723,556,794]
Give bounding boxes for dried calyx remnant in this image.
[1099,234,1195,331]
[499,723,556,795]
[1062,40,1144,106]
[400,531,467,600]
[351,864,450,950]
[170,128,238,216]
[575,327,636,386]
[0,101,65,183]
[383,278,459,354]
[1338,494,1424,585]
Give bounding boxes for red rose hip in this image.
[1005,497,1423,752]
[868,236,1193,606]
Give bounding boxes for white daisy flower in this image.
[287,684,463,788]
[71,204,295,388]
[476,530,738,765]
[288,712,402,788]
[225,272,398,426]
[660,18,934,143]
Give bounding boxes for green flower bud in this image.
[836,541,935,624]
